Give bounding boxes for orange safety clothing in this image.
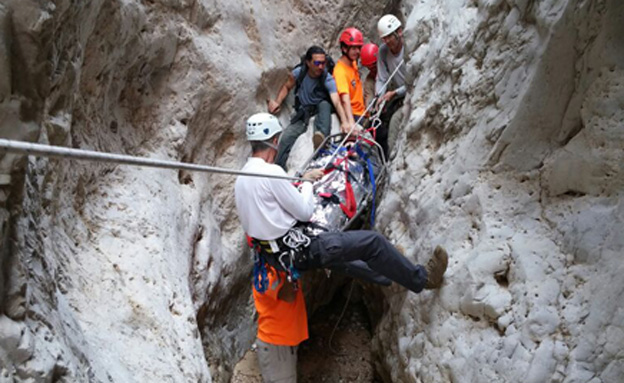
[252,267,308,346]
[333,60,366,116]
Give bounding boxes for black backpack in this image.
[293,54,336,112]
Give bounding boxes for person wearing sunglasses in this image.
[267,46,350,170]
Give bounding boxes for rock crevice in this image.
[1,0,623,382]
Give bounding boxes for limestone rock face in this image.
[0,0,623,382]
[373,0,624,382]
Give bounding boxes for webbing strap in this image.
[365,156,376,227]
[247,234,269,293]
[253,254,269,293]
[247,230,310,291]
[355,145,377,227]
[340,179,357,218]
[339,157,357,218]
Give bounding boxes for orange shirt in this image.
[252,267,308,346]
[333,59,365,116]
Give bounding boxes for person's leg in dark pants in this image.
[310,231,428,293]
[353,115,369,129]
[314,100,332,137]
[375,123,389,158]
[376,96,403,158]
[330,260,392,286]
[275,118,306,170]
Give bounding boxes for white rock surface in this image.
[372,0,624,382]
[0,0,388,382]
[1,0,623,382]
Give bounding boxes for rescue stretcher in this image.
[296,131,387,235]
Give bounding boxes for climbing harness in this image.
[282,227,311,250]
[248,227,313,293]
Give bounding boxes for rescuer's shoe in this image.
[313,131,325,150]
[424,245,448,289]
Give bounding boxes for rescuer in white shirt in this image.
[235,112,448,292]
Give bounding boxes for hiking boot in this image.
[424,245,448,289]
[313,131,325,150]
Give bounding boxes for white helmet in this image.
[246,113,283,141]
[377,14,402,38]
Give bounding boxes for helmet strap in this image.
[340,43,349,55]
[263,134,280,151]
[263,141,279,151]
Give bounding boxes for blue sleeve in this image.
[292,66,301,79]
[325,73,338,94]
[396,85,407,98]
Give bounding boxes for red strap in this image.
[366,126,377,139]
[340,179,357,218]
[360,135,377,146]
[246,234,254,248]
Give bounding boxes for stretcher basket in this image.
[295,133,387,235]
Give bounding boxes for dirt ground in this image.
[231,282,381,382]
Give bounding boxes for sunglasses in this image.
[313,60,326,67]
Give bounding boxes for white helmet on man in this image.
[246,113,283,141]
[377,14,402,38]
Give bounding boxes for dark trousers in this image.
[307,231,427,293]
[376,96,404,158]
[275,100,332,170]
[330,260,392,286]
[353,115,370,132]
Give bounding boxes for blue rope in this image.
[290,265,300,281]
[355,145,377,227]
[367,156,376,227]
[253,252,269,293]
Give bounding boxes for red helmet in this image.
[360,43,379,67]
[339,28,364,47]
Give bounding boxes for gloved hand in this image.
[302,168,324,181]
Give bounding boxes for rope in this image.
[355,144,376,227]
[326,60,404,166]
[328,280,356,356]
[366,99,387,138]
[0,138,306,182]
[253,251,269,293]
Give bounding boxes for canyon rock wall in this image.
[372,0,624,382]
[1,0,622,382]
